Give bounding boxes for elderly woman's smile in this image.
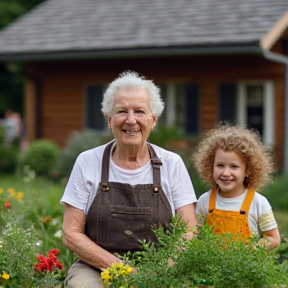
[109,88,156,150]
[122,129,141,134]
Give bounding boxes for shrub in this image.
[148,126,185,148]
[53,129,113,178]
[0,145,18,174]
[116,217,288,288]
[173,225,288,288]
[0,126,5,145]
[17,140,61,176]
[261,174,288,211]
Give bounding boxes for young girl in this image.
[193,124,281,250]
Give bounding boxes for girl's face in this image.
[213,148,248,198]
[108,88,156,149]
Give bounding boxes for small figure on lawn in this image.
[193,123,281,250]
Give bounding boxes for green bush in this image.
[53,129,113,178]
[17,140,61,176]
[148,126,185,148]
[261,174,288,211]
[0,145,18,174]
[118,217,288,288]
[0,126,5,145]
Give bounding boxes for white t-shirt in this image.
[61,141,197,216]
[196,189,278,237]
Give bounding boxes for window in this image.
[246,85,264,135]
[219,82,274,146]
[84,85,107,131]
[157,83,200,135]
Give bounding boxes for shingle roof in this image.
[0,0,288,60]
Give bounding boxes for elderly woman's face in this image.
[108,88,157,147]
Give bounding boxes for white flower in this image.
[54,230,63,238]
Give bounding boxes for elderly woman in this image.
[61,71,197,288]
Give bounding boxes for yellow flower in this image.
[15,191,24,203]
[7,188,16,197]
[1,271,9,280]
[0,188,3,195]
[100,262,134,285]
[16,192,24,200]
[101,270,112,284]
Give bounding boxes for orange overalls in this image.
[206,186,255,242]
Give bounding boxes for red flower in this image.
[34,249,64,273]
[4,201,11,209]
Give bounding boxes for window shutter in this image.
[218,83,237,123]
[85,86,104,130]
[185,84,199,135]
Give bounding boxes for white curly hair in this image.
[101,71,164,117]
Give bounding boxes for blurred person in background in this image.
[3,109,20,147]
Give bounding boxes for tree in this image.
[0,0,45,117]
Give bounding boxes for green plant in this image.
[0,211,39,287]
[0,183,70,288]
[53,129,112,178]
[113,217,288,288]
[0,126,5,145]
[261,174,288,211]
[148,126,185,148]
[174,225,288,288]
[0,145,18,174]
[0,172,288,287]
[17,139,61,176]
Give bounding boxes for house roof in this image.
[0,0,288,61]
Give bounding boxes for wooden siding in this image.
[24,79,37,141]
[25,54,286,169]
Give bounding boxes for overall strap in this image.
[147,143,163,193]
[208,186,255,215]
[100,140,114,191]
[100,141,163,192]
[239,188,255,214]
[208,186,217,212]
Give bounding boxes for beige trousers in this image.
[65,261,104,288]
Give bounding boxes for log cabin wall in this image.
[25,54,286,169]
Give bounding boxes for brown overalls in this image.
[206,186,255,242]
[85,141,173,255]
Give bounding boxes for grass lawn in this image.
[0,174,66,214]
[274,210,288,239]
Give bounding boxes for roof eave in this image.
[0,44,262,62]
[260,11,288,50]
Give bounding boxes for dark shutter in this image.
[218,83,237,123]
[185,84,199,135]
[85,86,104,130]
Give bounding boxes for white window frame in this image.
[165,83,176,126]
[238,81,275,146]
